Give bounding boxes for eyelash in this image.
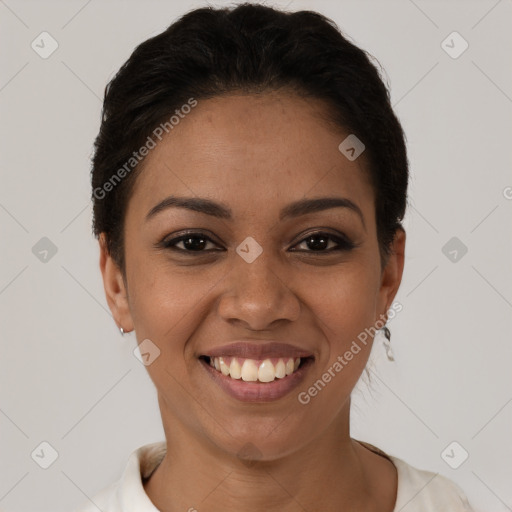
[159,230,357,254]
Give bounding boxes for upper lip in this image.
[201,341,314,360]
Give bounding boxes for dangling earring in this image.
[119,326,125,336]
[381,325,394,361]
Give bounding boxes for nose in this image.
[217,251,301,331]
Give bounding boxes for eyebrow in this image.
[146,195,366,229]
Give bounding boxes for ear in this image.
[98,233,134,332]
[376,228,406,323]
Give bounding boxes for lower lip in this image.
[199,358,313,402]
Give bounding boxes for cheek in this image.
[128,254,211,330]
[300,260,380,402]
[126,257,225,372]
[305,261,379,342]
[294,268,378,421]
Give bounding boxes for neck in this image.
[143,397,392,512]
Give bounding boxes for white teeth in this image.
[219,357,230,376]
[275,359,286,379]
[285,358,294,376]
[258,359,275,383]
[208,356,305,382]
[229,358,242,379]
[241,360,259,382]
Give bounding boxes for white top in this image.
[73,440,474,512]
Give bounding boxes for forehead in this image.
[128,91,374,224]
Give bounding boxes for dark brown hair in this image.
[91,2,408,274]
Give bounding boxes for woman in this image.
[76,3,474,511]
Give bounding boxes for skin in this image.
[99,90,406,512]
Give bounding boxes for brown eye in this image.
[291,231,356,252]
[158,230,356,255]
[161,233,220,253]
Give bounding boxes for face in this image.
[100,90,405,461]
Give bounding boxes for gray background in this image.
[1,0,511,510]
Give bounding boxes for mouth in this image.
[197,342,315,402]
[199,355,313,383]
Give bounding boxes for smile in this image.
[199,354,314,402]
[204,355,304,382]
